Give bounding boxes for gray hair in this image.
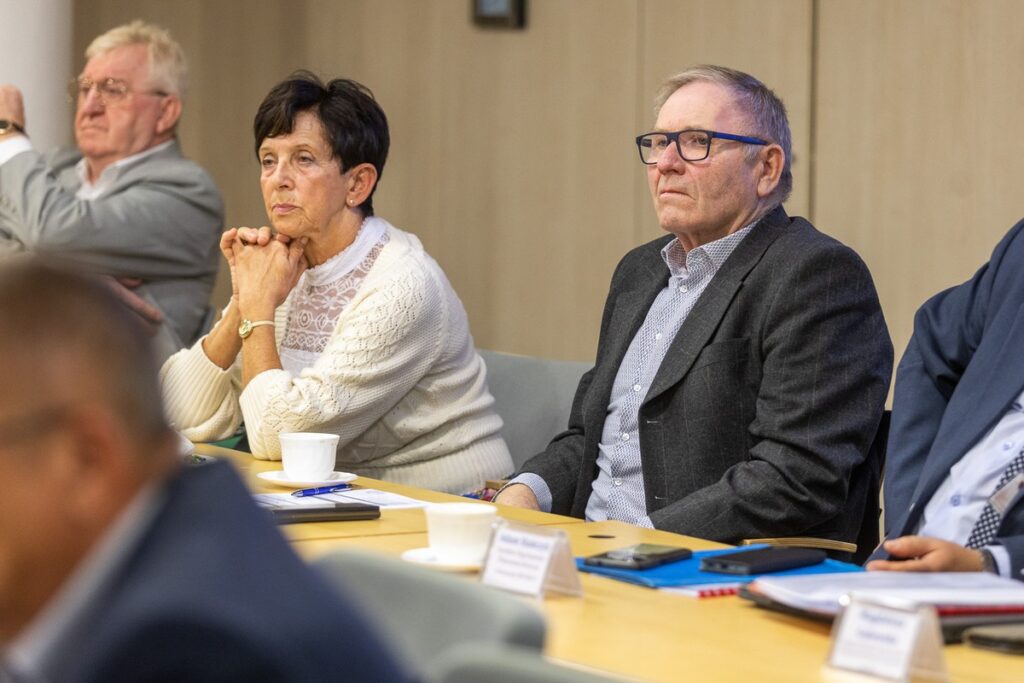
[654,65,792,205]
[86,20,188,101]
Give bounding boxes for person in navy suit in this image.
[0,260,409,682]
[869,221,1024,581]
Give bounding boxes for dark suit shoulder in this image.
[610,234,675,282]
[766,214,873,275]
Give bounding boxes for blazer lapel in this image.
[905,303,1024,525]
[644,207,790,404]
[592,255,666,400]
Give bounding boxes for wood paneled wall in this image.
[73,0,1024,371]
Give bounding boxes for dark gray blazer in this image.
[879,219,1024,578]
[518,206,893,545]
[0,140,223,353]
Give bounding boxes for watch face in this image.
[238,320,252,338]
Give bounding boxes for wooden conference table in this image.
[200,444,1024,682]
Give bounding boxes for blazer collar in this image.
[644,205,791,404]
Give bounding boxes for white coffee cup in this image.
[425,503,498,565]
[278,432,339,481]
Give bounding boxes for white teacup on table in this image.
[403,503,498,570]
[279,432,339,481]
[255,432,349,489]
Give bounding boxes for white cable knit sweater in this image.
[160,222,512,493]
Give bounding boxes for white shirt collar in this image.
[660,218,758,278]
[74,139,176,200]
[300,216,388,287]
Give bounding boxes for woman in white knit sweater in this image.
[161,73,511,493]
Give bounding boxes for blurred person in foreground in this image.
[868,222,1024,580]
[0,20,223,359]
[495,65,892,549]
[0,260,407,682]
[161,72,511,494]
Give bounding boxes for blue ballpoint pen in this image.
[291,483,353,497]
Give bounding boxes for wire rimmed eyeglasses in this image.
[636,129,768,164]
[66,77,169,106]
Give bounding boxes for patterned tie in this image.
[965,446,1024,548]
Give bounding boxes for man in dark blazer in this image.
[0,261,407,682]
[495,65,892,547]
[0,21,222,359]
[868,222,1024,581]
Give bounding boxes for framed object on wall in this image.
[473,0,526,29]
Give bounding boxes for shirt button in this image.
[951,494,961,506]
[633,384,642,392]
[655,333,663,340]
[1003,441,1015,451]
[613,478,623,487]
[678,284,688,293]
[620,432,630,442]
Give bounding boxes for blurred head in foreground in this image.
[0,259,176,641]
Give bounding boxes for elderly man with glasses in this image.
[496,65,893,552]
[0,21,222,359]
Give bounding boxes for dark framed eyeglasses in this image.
[66,76,168,106]
[635,129,768,164]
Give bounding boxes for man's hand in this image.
[866,536,985,573]
[100,275,163,335]
[0,85,26,129]
[492,483,541,511]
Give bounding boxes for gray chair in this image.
[479,350,590,470]
[314,549,546,678]
[430,643,619,683]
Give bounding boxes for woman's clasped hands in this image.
[221,226,308,317]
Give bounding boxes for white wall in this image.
[0,0,72,151]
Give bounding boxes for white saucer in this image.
[401,546,483,572]
[257,470,357,489]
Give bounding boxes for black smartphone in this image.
[584,543,692,570]
[700,546,826,575]
[271,503,380,524]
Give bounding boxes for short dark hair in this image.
[0,260,169,447]
[253,71,389,215]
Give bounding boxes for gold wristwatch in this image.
[0,120,26,137]
[238,319,274,339]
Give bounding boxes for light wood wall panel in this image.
[815,0,1024,365]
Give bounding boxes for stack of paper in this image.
[751,572,1024,616]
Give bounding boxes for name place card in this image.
[480,521,582,598]
[824,594,948,682]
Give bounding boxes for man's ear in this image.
[56,405,141,526]
[755,144,785,199]
[155,95,183,136]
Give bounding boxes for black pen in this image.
[291,483,354,497]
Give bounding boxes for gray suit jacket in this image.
[0,141,223,353]
[518,206,893,545]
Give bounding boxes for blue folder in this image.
[576,544,863,588]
